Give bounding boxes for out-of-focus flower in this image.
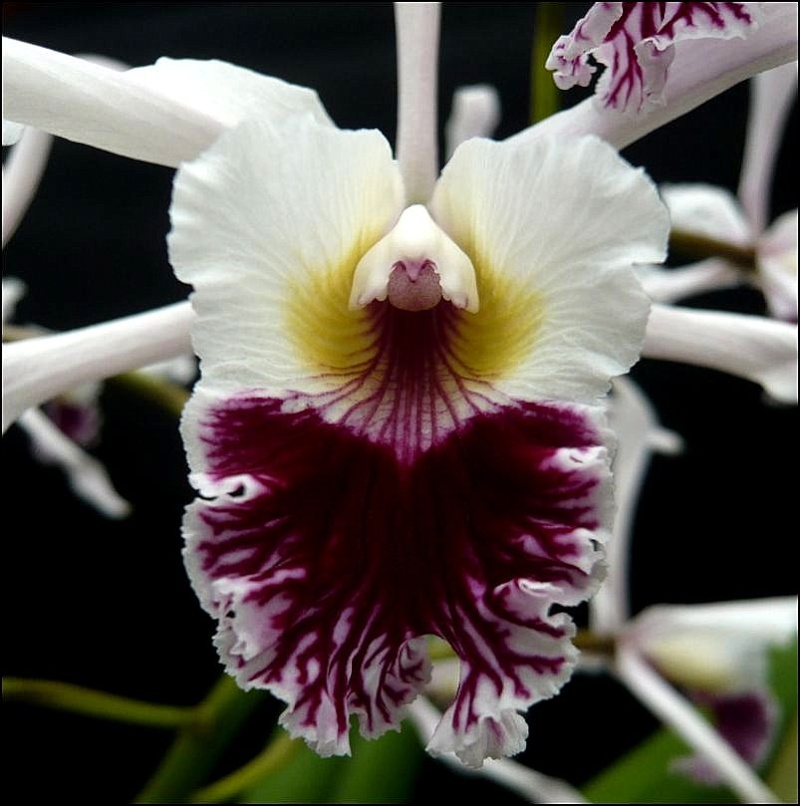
[655,61,798,322]
[622,597,797,793]
[2,278,131,518]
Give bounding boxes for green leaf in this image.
[242,741,348,804]
[242,721,423,804]
[330,723,424,804]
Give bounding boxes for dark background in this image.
[3,3,797,802]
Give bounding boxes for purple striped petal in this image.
[547,2,761,113]
[184,383,610,763]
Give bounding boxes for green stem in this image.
[109,371,190,418]
[669,228,757,270]
[189,732,301,803]
[134,675,267,804]
[3,677,195,729]
[531,2,564,124]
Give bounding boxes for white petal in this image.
[168,115,403,466]
[126,57,333,131]
[2,276,27,326]
[430,135,668,404]
[660,184,753,246]
[444,84,501,159]
[616,646,781,804]
[511,4,799,151]
[628,597,798,692]
[394,1,440,202]
[757,208,798,321]
[2,124,53,246]
[2,302,193,433]
[2,37,224,167]
[17,407,131,519]
[643,303,798,403]
[738,61,799,234]
[2,118,25,146]
[638,259,742,304]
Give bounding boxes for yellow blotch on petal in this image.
[284,241,379,376]
[285,238,543,386]
[448,249,544,381]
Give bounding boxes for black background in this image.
[3,4,797,802]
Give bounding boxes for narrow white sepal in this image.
[2,301,193,433]
[349,204,479,312]
[2,37,224,168]
[591,378,682,635]
[17,407,132,519]
[738,61,799,234]
[2,124,53,247]
[445,84,501,159]
[394,2,441,203]
[616,646,781,804]
[638,259,742,304]
[643,303,798,403]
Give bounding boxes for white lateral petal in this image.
[643,303,798,403]
[168,115,403,465]
[430,135,668,403]
[2,302,193,433]
[661,184,753,246]
[3,37,224,167]
[2,124,53,246]
[738,61,799,234]
[616,646,781,804]
[17,408,132,519]
[512,3,798,151]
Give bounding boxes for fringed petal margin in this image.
[546,2,762,113]
[184,394,611,764]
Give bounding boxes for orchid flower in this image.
[654,62,798,322]
[1,2,797,773]
[618,597,798,802]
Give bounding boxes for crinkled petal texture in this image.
[169,116,668,766]
[546,2,761,113]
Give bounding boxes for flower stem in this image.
[133,675,267,804]
[188,732,300,803]
[669,229,757,270]
[2,677,195,729]
[531,2,563,124]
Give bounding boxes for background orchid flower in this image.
[618,597,798,802]
[654,62,798,322]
